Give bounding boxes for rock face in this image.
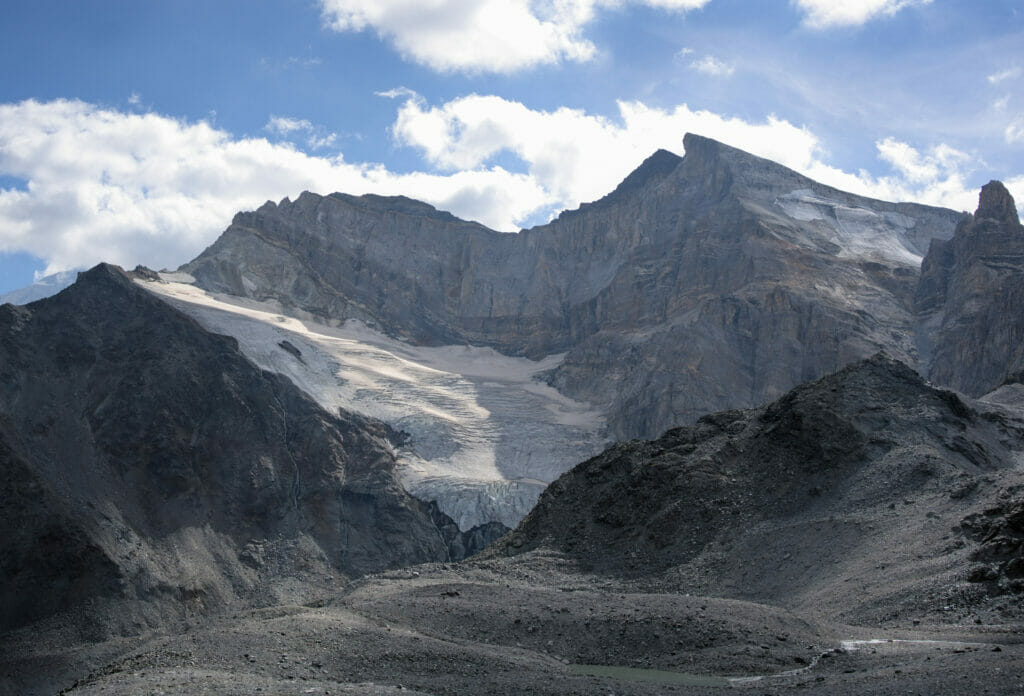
[0,265,503,636]
[185,134,960,441]
[917,181,1024,395]
[498,355,1024,621]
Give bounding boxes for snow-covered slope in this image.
[142,274,608,530]
[773,189,927,265]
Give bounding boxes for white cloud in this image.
[987,67,1021,84]
[874,137,969,184]
[388,91,1009,221]
[265,115,340,151]
[0,99,549,275]
[318,0,711,73]
[689,55,734,77]
[308,133,338,149]
[1007,120,1024,145]
[1,97,1019,280]
[852,138,977,211]
[390,91,822,206]
[127,92,141,106]
[266,116,313,135]
[794,0,931,28]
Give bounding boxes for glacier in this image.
[142,274,608,530]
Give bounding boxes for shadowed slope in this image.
[0,264,502,637]
[501,355,1024,623]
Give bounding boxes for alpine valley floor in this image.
[4,357,1024,696]
[3,555,1021,696]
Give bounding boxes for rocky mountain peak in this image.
[606,148,682,197]
[0,264,505,635]
[918,180,1024,396]
[555,147,681,220]
[976,180,1021,226]
[680,132,726,162]
[71,261,133,289]
[678,132,813,200]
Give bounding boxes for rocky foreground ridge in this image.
[0,264,503,639]
[501,354,1024,623]
[4,354,1024,695]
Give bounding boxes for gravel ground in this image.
[4,554,1022,696]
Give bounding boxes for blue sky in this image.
[1,0,1022,294]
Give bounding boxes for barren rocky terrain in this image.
[3,554,1022,695]
[4,355,1024,695]
[4,139,1024,695]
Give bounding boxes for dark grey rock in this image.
[493,354,1024,621]
[0,264,485,637]
[917,181,1024,396]
[184,133,960,440]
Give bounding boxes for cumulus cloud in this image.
[1,96,1020,278]
[689,55,734,77]
[318,0,711,73]
[793,0,931,28]
[0,99,548,275]
[390,91,820,206]
[387,91,1015,220]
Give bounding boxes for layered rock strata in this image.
[185,134,961,441]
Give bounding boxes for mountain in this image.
[6,137,1016,539]
[7,356,1024,696]
[500,354,1024,623]
[917,180,1024,395]
[184,133,961,442]
[0,269,78,305]
[0,264,503,638]
[5,137,1024,695]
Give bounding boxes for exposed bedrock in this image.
[185,134,960,440]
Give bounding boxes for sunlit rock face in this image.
[185,133,959,445]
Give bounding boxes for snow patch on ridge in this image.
[141,276,608,530]
[775,189,924,265]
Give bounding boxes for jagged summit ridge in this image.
[556,147,682,220]
[182,133,961,442]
